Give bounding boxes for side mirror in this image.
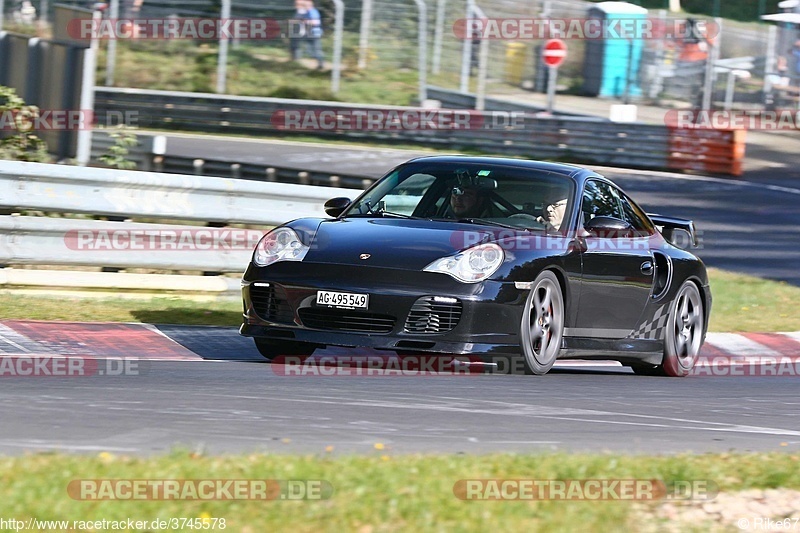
[584,216,633,238]
[324,197,351,217]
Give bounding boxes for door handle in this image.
[641,260,654,275]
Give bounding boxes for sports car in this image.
[240,156,711,376]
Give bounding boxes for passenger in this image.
[448,184,491,219]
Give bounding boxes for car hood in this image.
[297,217,503,270]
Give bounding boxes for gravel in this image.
[638,489,800,532]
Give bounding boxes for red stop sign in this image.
[542,39,567,68]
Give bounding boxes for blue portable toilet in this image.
[582,2,647,98]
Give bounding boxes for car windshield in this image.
[344,161,575,232]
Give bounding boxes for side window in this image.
[617,191,655,236]
[582,180,623,225]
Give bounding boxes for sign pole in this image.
[542,39,566,114]
[216,0,231,94]
[546,65,557,113]
[76,9,102,166]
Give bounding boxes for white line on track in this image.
[0,324,37,354]
[0,441,140,452]
[248,394,800,437]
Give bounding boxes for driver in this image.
[537,193,568,232]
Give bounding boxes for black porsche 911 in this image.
[240,156,711,376]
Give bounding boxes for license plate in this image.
[316,290,369,309]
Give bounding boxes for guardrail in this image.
[424,86,584,117]
[0,161,360,225]
[0,217,258,272]
[94,86,745,176]
[0,161,361,275]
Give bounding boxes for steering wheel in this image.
[508,213,540,222]
[508,213,546,229]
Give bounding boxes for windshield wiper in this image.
[345,209,420,220]
[353,200,414,218]
[458,218,532,231]
[380,211,417,219]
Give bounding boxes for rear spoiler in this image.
[647,214,698,247]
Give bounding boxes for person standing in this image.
[791,40,800,89]
[289,0,308,62]
[304,0,324,70]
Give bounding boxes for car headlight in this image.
[253,227,309,267]
[423,243,504,283]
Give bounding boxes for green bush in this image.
[0,86,50,163]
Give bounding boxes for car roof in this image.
[400,155,599,183]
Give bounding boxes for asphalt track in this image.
[2,136,799,457]
[1,322,799,456]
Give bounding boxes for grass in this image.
[0,267,798,332]
[98,39,423,105]
[1,451,799,531]
[0,292,241,326]
[706,267,800,332]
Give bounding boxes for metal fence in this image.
[1,0,786,110]
[441,0,779,110]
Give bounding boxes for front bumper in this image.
[240,262,526,356]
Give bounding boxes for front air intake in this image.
[404,297,462,334]
[250,284,294,324]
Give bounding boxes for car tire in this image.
[520,271,564,375]
[254,339,316,361]
[660,280,704,377]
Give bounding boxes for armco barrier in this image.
[0,161,361,274]
[424,86,585,117]
[0,217,257,272]
[0,161,360,225]
[94,87,746,176]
